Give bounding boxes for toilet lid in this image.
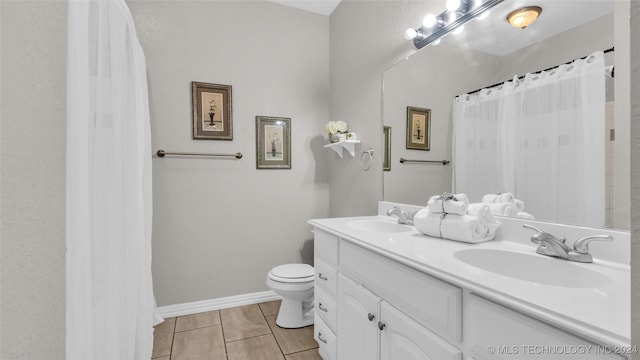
[270,264,314,280]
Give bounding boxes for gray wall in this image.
[127,1,330,306]
[328,1,442,217]
[1,1,67,359]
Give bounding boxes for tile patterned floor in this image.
[152,300,321,360]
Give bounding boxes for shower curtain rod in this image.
[467,47,615,95]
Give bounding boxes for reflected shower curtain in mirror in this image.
[453,51,605,227]
[67,1,158,358]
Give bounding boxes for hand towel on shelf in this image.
[468,203,517,217]
[414,206,500,243]
[517,211,535,220]
[426,193,469,215]
[482,192,515,204]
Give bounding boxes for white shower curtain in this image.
[453,51,606,227]
[66,1,157,359]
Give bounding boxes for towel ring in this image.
[361,148,374,171]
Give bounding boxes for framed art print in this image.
[192,82,233,140]
[383,126,391,171]
[406,106,430,151]
[256,116,291,169]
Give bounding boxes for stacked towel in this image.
[427,193,469,215]
[468,203,518,217]
[482,192,515,204]
[414,205,500,243]
[481,192,528,216]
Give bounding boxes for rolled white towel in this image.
[427,193,469,215]
[482,192,515,204]
[514,199,525,212]
[414,206,500,243]
[517,211,535,220]
[468,203,517,217]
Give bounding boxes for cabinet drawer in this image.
[315,287,337,333]
[315,258,338,298]
[340,240,462,344]
[314,229,339,266]
[315,314,337,360]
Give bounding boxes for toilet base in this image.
[275,298,314,328]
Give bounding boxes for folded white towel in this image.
[468,203,517,217]
[514,199,525,212]
[482,192,515,204]
[517,211,535,220]
[414,206,500,243]
[427,193,469,215]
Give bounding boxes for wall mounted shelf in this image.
[324,140,361,158]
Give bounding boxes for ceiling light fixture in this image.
[404,0,505,49]
[507,6,542,29]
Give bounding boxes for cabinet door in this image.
[337,274,380,360]
[380,301,462,360]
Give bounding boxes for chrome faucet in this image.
[523,224,613,263]
[386,207,415,225]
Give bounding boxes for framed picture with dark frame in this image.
[192,81,233,140]
[383,126,392,171]
[256,116,291,169]
[406,106,431,151]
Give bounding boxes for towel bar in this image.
[156,150,242,159]
[399,158,450,165]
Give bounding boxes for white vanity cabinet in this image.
[312,225,628,360]
[314,228,462,360]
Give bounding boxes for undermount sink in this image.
[347,219,412,233]
[454,248,612,288]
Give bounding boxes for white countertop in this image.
[308,215,630,348]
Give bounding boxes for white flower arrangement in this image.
[326,121,356,143]
[326,120,348,135]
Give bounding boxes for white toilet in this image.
[266,263,314,328]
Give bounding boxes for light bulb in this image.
[423,13,438,28]
[446,11,458,24]
[452,25,464,35]
[446,0,461,12]
[477,10,490,20]
[431,38,441,46]
[404,28,418,40]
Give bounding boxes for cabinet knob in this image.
[317,332,328,344]
[318,303,328,312]
[367,313,375,321]
[318,273,328,281]
[377,322,386,331]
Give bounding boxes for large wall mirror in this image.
[382,0,630,231]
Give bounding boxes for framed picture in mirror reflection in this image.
[406,106,430,151]
[383,126,391,171]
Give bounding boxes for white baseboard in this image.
[157,290,282,319]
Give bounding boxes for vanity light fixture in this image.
[404,0,504,49]
[507,6,542,29]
